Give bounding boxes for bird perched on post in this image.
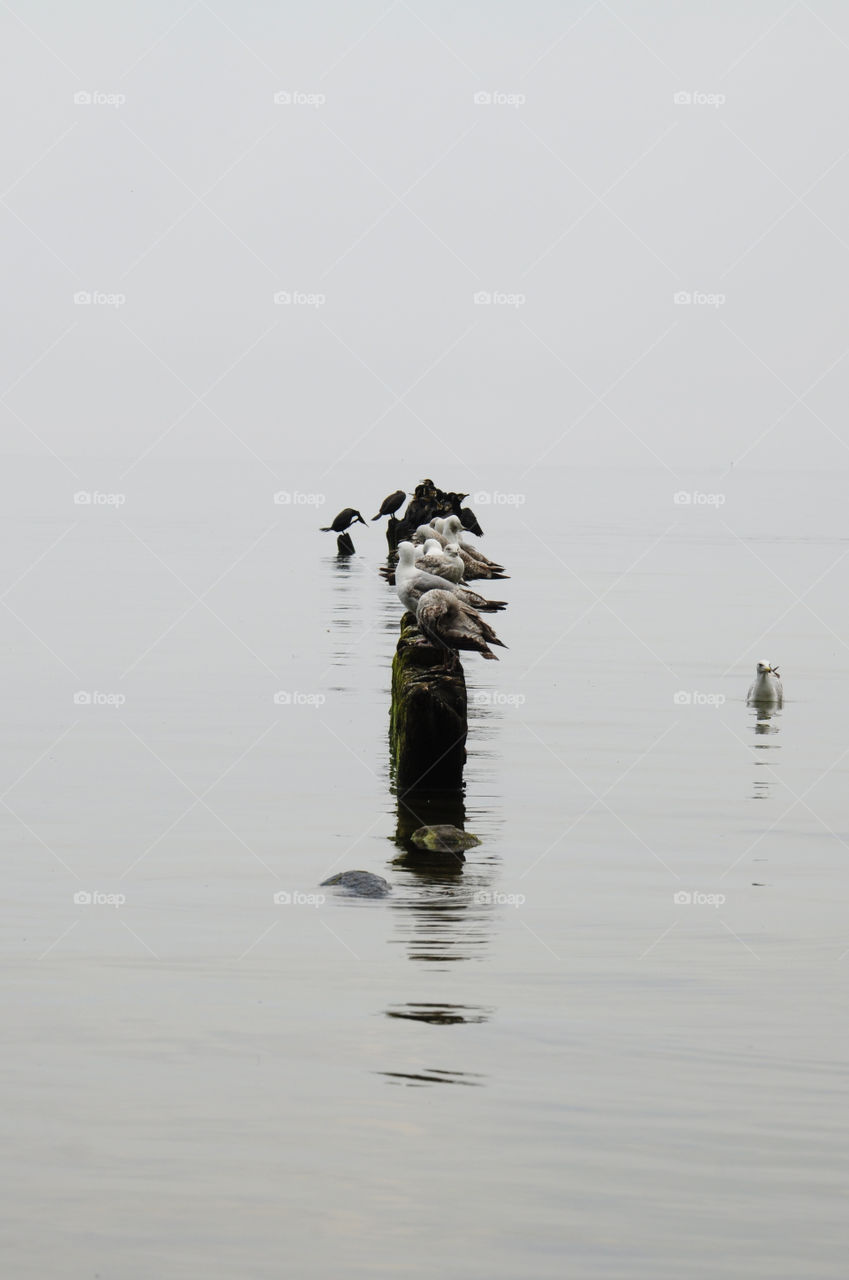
[389,542,507,612]
[460,507,484,537]
[416,588,507,670]
[414,539,465,583]
[372,490,407,521]
[439,516,506,571]
[747,660,783,705]
[320,508,367,533]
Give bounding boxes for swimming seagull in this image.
[320,508,367,533]
[747,660,783,705]
[372,489,407,521]
[393,542,506,612]
[416,588,507,669]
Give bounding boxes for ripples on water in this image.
[9,464,849,1279]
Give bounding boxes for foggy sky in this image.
[3,0,849,478]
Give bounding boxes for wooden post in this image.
[390,612,467,791]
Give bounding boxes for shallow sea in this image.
[4,459,848,1278]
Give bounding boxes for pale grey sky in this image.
[3,0,849,477]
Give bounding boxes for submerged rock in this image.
[320,870,391,897]
[409,824,481,853]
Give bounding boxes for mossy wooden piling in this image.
[390,612,467,790]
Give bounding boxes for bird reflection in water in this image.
[749,703,781,800]
[325,554,365,669]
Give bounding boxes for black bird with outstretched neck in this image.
[372,489,407,521]
[320,508,367,533]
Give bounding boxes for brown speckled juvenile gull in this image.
[416,587,507,668]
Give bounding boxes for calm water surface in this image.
[4,461,848,1278]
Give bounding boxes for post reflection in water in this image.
[379,786,499,1087]
[390,788,495,967]
[335,546,506,1086]
[748,702,781,801]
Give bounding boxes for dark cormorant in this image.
[320,508,367,533]
[372,489,407,521]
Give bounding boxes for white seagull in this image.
[441,515,505,571]
[394,542,507,612]
[414,538,464,583]
[747,660,783,705]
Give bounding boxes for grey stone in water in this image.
[320,870,391,897]
[410,824,481,852]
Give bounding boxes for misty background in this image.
[3,0,849,481]
[4,7,849,1279]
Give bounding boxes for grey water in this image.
[4,459,849,1279]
